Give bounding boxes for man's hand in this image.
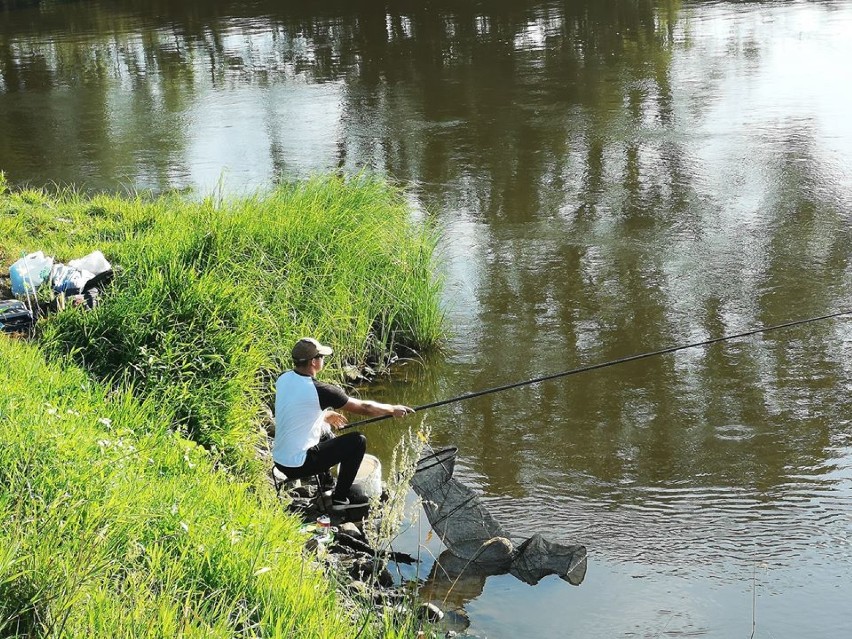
[392,405,415,418]
[323,410,348,430]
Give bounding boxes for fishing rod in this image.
[342,307,852,430]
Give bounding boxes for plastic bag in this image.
[50,263,95,294]
[68,250,111,276]
[10,252,54,296]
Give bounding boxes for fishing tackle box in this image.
[0,300,35,333]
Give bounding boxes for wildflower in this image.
[98,417,112,427]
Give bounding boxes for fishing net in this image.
[411,446,587,586]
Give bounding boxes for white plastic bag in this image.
[68,250,111,276]
[10,251,54,296]
[50,263,96,294]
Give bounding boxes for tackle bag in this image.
[0,300,34,333]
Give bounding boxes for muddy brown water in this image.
[3,1,852,636]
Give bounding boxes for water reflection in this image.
[1,0,686,193]
[3,0,852,635]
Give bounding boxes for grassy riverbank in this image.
[0,338,416,637]
[0,173,443,636]
[0,173,442,471]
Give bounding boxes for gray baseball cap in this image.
[291,337,333,362]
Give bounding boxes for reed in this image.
[364,423,432,555]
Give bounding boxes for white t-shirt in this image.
[273,370,349,467]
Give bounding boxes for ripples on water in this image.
[482,443,852,579]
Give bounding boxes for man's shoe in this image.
[330,494,370,512]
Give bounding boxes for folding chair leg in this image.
[314,474,330,514]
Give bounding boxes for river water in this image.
[3,1,852,636]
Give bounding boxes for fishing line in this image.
[343,307,852,430]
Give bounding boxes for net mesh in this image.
[411,446,587,586]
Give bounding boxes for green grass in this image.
[0,172,443,636]
[1,173,443,472]
[0,337,423,638]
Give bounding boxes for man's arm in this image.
[343,398,414,418]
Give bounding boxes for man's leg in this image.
[308,432,366,501]
[277,432,366,500]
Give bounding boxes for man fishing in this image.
[273,337,415,511]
